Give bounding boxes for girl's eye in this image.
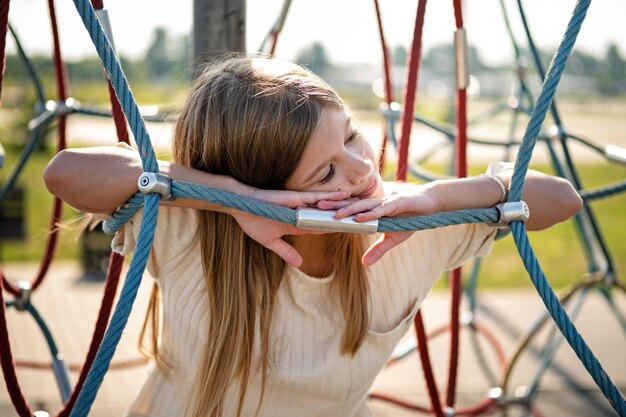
[346,130,359,144]
[320,164,336,184]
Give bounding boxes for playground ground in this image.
[1,261,624,417]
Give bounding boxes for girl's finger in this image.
[316,198,357,210]
[266,238,303,266]
[335,198,382,219]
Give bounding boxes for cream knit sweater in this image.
[113,206,496,417]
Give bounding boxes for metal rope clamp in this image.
[296,208,378,234]
[137,172,174,201]
[14,280,32,311]
[491,201,530,229]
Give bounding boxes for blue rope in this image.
[505,0,626,414]
[579,180,626,201]
[68,0,161,416]
[103,182,500,235]
[512,222,626,415]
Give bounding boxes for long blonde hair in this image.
[140,56,369,417]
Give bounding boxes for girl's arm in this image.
[325,169,582,266]
[332,169,582,231]
[44,146,347,267]
[43,146,346,215]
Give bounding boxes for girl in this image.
[44,56,581,417]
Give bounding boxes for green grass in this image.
[1,145,625,289]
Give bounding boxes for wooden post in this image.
[192,0,246,75]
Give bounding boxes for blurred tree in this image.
[145,27,172,80]
[393,44,407,66]
[295,41,332,75]
[422,43,486,73]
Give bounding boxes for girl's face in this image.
[286,108,383,199]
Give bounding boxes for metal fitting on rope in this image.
[546,124,566,141]
[48,98,76,116]
[33,411,50,417]
[295,208,378,234]
[605,144,626,164]
[379,101,401,120]
[443,406,456,417]
[454,28,469,89]
[52,353,72,402]
[14,280,32,311]
[137,172,174,201]
[95,9,117,52]
[461,310,475,328]
[513,385,533,407]
[490,201,530,229]
[487,387,509,406]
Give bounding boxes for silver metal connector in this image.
[137,172,173,201]
[491,201,530,228]
[454,28,469,89]
[296,208,378,234]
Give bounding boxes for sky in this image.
[6,0,626,67]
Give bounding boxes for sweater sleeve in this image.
[111,206,200,278]
[434,222,497,271]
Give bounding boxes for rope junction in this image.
[0,0,624,416]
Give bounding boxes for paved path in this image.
[1,261,625,417]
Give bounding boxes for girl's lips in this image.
[356,177,379,198]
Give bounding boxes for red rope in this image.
[373,319,507,415]
[369,392,497,416]
[396,0,427,181]
[453,0,464,28]
[0,266,33,417]
[269,31,280,57]
[0,0,10,103]
[446,269,462,408]
[414,311,445,417]
[373,0,394,172]
[447,0,468,406]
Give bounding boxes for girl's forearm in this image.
[43,146,250,215]
[429,170,582,230]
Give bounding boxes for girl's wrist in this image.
[423,181,447,213]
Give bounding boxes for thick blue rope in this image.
[505,0,626,414]
[103,182,500,235]
[68,0,160,416]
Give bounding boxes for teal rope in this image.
[68,0,160,416]
[102,182,500,235]
[505,0,626,414]
[579,180,626,201]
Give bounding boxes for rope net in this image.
[0,0,624,416]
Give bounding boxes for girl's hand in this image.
[333,183,440,221]
[232,189,348,266]
[323,183,442,266]
[250,188,348,208]
[231,212,326,267]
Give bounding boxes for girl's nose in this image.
[347,153,372,185]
